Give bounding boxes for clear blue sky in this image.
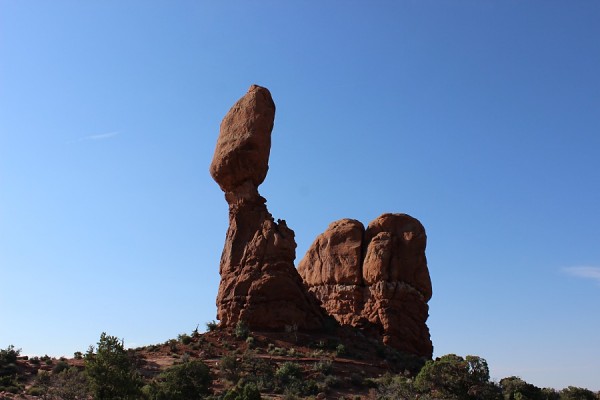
[1,0,599,391]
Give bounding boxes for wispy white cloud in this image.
[68,131,119,143]
[87,131,119,140]
[563,266,600,285]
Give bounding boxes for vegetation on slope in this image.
[1,325,598,400]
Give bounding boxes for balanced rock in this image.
[298,213,433,357]
[210,85,274,193]
[211,85,324,330]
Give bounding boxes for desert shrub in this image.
[235,321,249,339]
[415,354,501,400]
[220,353,241,383]
[275,361,301,380]
[245,336,255,348]
[74,351,83,360]
[559,386,596,400]
[541,388,560,400]
[275,362,304,394]
[324,374,341,389]
[313,359,333,375]
[335,344,346,356]
[0,346,21,394]
[206,320,218,332]
[29,370,52,398]
[49,367,90,400]
[267,346,285,356]
[0,383,20,393]
[0,375,22,394]
[375,373,418,400]
[167,339,179,353]
[240,351,275,392]
[52,360,70,374]
[0,345,19,365]
[310,349,325,357]
[221,382,262,400]
[178,333,192,345]
[26,386,45,396]
[145,360,212,400]
[30,356,40,365]
[85,332,143,400]
[500,376,544,400]
[0,345,19,377]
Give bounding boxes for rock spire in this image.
[210,85,324,330]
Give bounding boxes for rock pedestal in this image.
[210,85,324,330]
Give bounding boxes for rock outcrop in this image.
[298,213,433,358]
[211,85,433,358]
[210,85,324,330]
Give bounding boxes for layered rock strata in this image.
[210,85,324,330]
[298,213,433,357]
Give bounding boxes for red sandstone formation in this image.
[211,85,433,358]
[210,85,324,330]
[298,213,433,358]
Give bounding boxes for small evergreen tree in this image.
[415,354,501,400]
[500,376,543,400]
[85,332,142,400]
[0,345,20,376]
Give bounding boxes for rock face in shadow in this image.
[210,85,324,330]
[298,213,433,358]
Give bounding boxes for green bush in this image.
[220,353,241,383]
[146,360,212,400]
[239,351,275,392]
[267,346,286,356]
[26,386,45,396]
[415,354,501,400]
[559,386,596,400]
[52,360,70,374]
[0,345,19,365]
[374,374,417,400]
[49,367,90,400]
[0,345,20,378]
[235,321,249,339]
[313,359,333,375]
[222,382,262,400]
[206,320,218,332]
[275,362,302,385]
[85,332,143,400]
[178,333,193,345]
